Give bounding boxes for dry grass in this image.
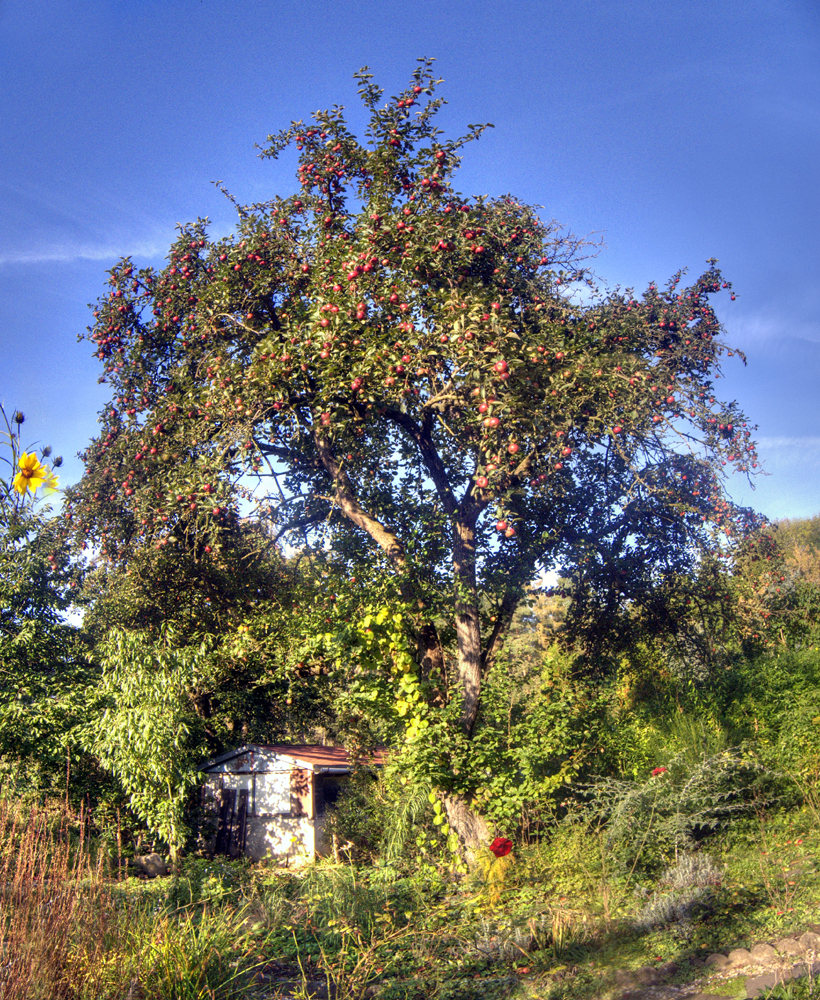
[0,799,272,1000]
[0,798,116,999]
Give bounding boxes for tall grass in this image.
[0,799,267,1000]
[0,799,109,1000]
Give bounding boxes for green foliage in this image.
[724,648,820,781]
[461,646,607,834]
[0,406,95,798]
[323,768,388,863]
[81,628,210,857]
[11,790,820,1000]
[164,855,257,909]
[125,906,264,1000]
[67,62,761,748]
[570,744,777,875]
[763,978,820,1000]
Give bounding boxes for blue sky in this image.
[1,0,818,520]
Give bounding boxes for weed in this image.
[634,851,723,937]
[764,972,820,998]
[0,799,110,1000]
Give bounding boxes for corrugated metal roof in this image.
[200,743,386,771]
[262,744,387,768]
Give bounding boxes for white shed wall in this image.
[201,752,316,862]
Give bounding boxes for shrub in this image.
[634,851,723,936]
[570,744,778,876]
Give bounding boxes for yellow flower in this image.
[42,469,60,494]
[13,452,52,495]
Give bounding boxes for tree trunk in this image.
[452,517,482,734]
[416,620,446,704]
[443,793,491,860]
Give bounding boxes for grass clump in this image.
[0,799,270,1000]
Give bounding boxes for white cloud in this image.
[758,436,820,451]
[0,240,168,267]
[732,309,820,348]
[756,437,820,474]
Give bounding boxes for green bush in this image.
[164,855,256,909]
[569,744,778,876]
[733,649,820,779]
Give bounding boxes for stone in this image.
[726,947,753,968]
[799,931,820,953]
[613,966,658,989]
[747,942,778,964]
[773,936,803,957]
[656,960,678,978]
[704,952,730,970]
[744,969,784,997]
[132,852,168,878]
[783,961,809,981]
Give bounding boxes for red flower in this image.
[489,836,513,858]
[651,766,668,777]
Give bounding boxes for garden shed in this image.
[199,744,384,862]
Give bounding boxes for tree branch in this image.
[313,431,408,575]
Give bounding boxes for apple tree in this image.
[66,61,761,750]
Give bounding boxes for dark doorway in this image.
[213,786,248,856]
[315,775,345,816]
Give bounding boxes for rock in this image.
[799,931,820,954]
[613,966,658,989]
[787,959,820,978]
[773,937,803,957]
[726,947,753,968]
[132,852,168,878]
[748,942,778,964]
[704,953,729,970]
[656,960,678,977]
[744,969,785,997]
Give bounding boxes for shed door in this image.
[214,787,249,856]
[214,787,236,855]
[232,788,249,857]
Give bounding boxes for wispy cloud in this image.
[731,309,820,349]
[0,174,211,270]
[0,240,168,267]
[756,436,820,473]
[758,436,820,453]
